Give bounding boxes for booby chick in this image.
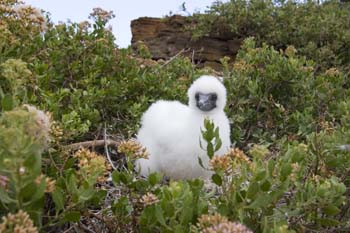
[136,75,231,179]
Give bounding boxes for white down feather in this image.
[136,75,231,179]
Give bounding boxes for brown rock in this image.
[131,15,243,70]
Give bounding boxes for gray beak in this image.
[195,92,217,112]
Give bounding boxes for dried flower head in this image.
[319,117,335,134]
[118,140,149,160]
[290,163,301,182]
[226,148,251,164]
[50,120,64,142]
[291,163,300,172]
[300,66,314,73]
[202,222,253,233]
[35,174,56,193]
[89,7,115,23]
[197,213,252,233]
[140,192,159,207]
[135,57,158,68]
[197,213,228,229]
[0,175,9,190]
[311,174,321,183]
[209,155,231,171]
[0,18,19,46]
[0,210,38,233]
[296,143,307,153]
[13,4,47,31]
[233,60,253,73]
[78,20,91,31]
[285,45,297,57]
[1,59,33,86]
[248,144,270,159]
[74,148,111,183]
[0,4,15,14]
[0,105,52,154]
[23,105,51,147]
[325,68,340,77]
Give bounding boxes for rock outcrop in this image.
[131,15,242,70]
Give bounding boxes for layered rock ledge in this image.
[131,15,242,70]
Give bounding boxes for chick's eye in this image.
[195,93,199,100]
[210,94,217,101]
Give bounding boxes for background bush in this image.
[224,38,350,147]
[1,0,350,232]
[193,0,350,72]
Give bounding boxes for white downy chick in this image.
[136,75,231,179]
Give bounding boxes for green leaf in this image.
[30,179,46,202]
[204,118,211,130]
[211,173,222,186]
[0,187,16,204]
[52,187,65,212]
[247,181,259,199]
[113,196,133,215]
[247,194,272,209]
[180,198,193,224]
[215,138,222,152]
[214,127,220,138]
[268,159,275,177]
[24,151,42,175]
[148,172,162,186]
[316,218,339,226]
[155,205,167,227]
[323,205,340,216]
[119,172,131,184]
[1,94,15,111]
[67,173,78,194]
[207,143,214,159]
[79,185,94,201]
[64,211,81,222]
[260,180,271,192]
[90,189,107,206]
[112,170,131,185]
[280,163,292,181]
[198,157,205,169]
[111,170,121,184]
[255,170,266,181]
[64,158,76,169]
[199,138,204,149]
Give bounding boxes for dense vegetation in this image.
[193,0,350,72]
[1,0,350,232]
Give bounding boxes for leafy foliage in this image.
[1,0,350,232]
[193,0,350,71]
[223,38,350,147]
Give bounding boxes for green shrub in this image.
[0,106,50,226]
[139,180,209,233]
[202,118,350,232]
[0,1,205,141]
[224,38,349,146]
[193,0,350,71]
[1,0,350,232]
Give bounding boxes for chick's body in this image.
[136,76,231,179]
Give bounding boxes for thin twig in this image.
[191,49,195,64]
[161,48,189,67]
[72,224,80,233]
[61,225,74,233]
[104,127,117,170]
[64,139,118,151]
[78,222,95,233]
